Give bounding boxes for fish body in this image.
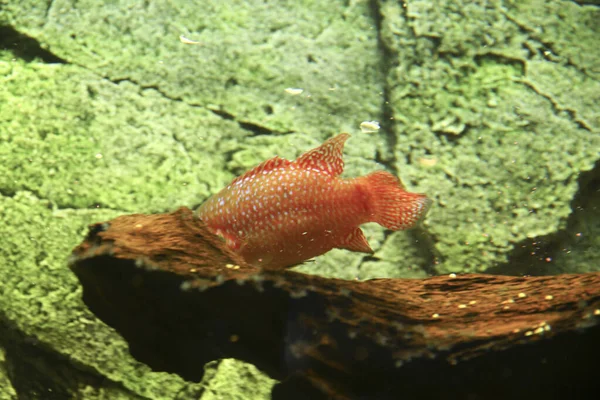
[197,133,431,269]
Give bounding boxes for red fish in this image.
[197,133,431,269]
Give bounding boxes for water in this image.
[0,0,598,399]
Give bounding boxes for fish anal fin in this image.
[337,227,373,253]
[229,156,291,186]
[294,133,350,176]
[214,228,243,250]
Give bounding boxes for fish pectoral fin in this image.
[215,229,242,251]
[336,228,373,253]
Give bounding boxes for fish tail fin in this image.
[363,171,432,230]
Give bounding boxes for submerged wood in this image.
[70,207,600,400]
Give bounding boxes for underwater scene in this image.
[1,0,599,399]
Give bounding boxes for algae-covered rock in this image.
[1,0,384,137]
[379,0,600,273]
[0,56,246,213]
[200,360,276,400]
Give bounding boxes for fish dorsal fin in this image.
[294,133,350,176]
[337,228,373,253]
[229,156,291,186]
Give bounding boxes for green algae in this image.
[380,0,600,273]
[1,0,384,137]
[200,360,276,400]
[0,57,247,214]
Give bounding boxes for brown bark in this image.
[70,207,600,400]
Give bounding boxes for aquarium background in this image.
[0,0,598,398]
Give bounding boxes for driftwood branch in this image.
[69,207,600,400]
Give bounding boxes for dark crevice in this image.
[263,105,274,115]
[368,0,398,176]
[0,26,66,63]
[431,124,472,143]
[238,121,275,136]
[108,78,188,106]
[518,78,593,132]
[0,188,17,198]
[373,148,395,172]
[44,0,55,21]
[224,77,238,88]
[488,158,600,276]
[411,228,443,276]
[140,83,176,95]
[209,108,236,120]
[473,53,526,74]
[521,42,538,60]
[179,103,287,138]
